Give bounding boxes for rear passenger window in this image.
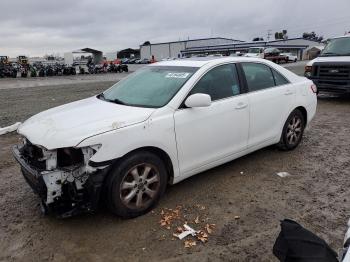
[189,64,240,101]
[242,63,275,92]
[272,69,289,86]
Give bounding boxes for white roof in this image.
[149,56,303,84]
[331,34,350,40]
[150,57,265,68]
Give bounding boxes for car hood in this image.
[18,96,156,150]
[307,56,350,66]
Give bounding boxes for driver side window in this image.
[189,64,240,101]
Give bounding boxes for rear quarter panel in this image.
[294,77,317,126]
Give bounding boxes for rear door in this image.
[240,62,295,147]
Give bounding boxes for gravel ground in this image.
[0,63,349,261]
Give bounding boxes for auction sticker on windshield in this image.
[165,72,190,78]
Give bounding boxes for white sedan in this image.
[282,53,298,62]
[13,57,317,218]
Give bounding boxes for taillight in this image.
[310,84,317,94]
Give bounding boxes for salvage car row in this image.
[0,56,129,78]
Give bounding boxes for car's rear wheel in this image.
[106,151,168,218]
[277,109,305,151]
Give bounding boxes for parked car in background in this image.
[13,57,317,218]
[305,35,350,94]
[140,58,150,64]
[263,48,289,64]
[127,58,138,64]
[244,47,265,58]
[245,47,288,63]
[121,58,129,64]
[281,52,298,62]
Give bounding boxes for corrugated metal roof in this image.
[140,37,244,46]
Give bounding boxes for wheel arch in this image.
[278,105,308,142]
[119,146,175,185]
[294,106,307,125]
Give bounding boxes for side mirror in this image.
[185,93,211,108]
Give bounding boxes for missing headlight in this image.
[57,148,84,167]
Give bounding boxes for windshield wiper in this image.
[320,52,341,56]
[98,93,126,105]
[110,98,126,105]
[98,93,106,100]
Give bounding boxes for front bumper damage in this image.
[12,144,110,218]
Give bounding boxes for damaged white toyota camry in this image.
[13,57,317,218]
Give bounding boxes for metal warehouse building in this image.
[141,37,322,61]
[182,38,322,60]
[140,37,244,60]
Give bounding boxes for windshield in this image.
[101,66,198,108]
[248,48,262,54]
[320,37,350,56]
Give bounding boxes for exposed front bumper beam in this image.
[12,145,110,218]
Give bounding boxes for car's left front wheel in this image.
[105,151,168,218]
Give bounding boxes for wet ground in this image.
[0,63,349,261]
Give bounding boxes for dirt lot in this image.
[1,67,350,261]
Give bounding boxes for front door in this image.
[174,63,249,175]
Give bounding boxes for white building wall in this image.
[64,52,74,66]
[169,42,186,58]
[140,38,241,60]
[186,38,238,48]
[140,45,151,60]
[151,44,171,60]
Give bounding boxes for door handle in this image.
[235,102,247,110]
[285,89,293,95]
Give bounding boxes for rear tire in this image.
[105,151,168,218]
[277,109,305,151]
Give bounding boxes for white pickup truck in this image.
[305,35,350,94]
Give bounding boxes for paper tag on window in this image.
[165,72,190,79]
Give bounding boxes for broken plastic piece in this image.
[0,122,21,136]
[176,224,198,240]
[276,172,291,178]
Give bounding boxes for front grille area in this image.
[313,63,350,80]
[20,140,46,170]
[21,167,47,198]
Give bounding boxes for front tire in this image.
[106,151,168,218]
[277,109,305,151]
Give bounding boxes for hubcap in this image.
[120,163,160,209]
[286,116,302,145]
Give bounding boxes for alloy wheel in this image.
[120,163,160,209]
[286,115,302,146]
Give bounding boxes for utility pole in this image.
[267,29,272,42]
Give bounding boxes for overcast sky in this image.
[1,0,350,57]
